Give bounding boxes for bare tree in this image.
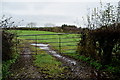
[117,1,120,22]
[0,15,15,28]
[85,2,119,29]
[26,22,36,28]
[44,23,55,27]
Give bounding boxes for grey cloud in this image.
[1,2,118,27]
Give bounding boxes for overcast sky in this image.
[0,0,119,27]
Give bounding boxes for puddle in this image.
[31,43,77,65]
[31,43,49,50]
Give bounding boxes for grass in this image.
[11,30,80,54]
[33,54,65,77]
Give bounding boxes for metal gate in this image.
[16,33,80,55]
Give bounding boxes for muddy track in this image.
[31,43,100,80]
[5,43,101,80]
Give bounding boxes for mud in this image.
[31,43,96,79]
[7,47,43,79]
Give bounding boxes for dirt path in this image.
[6,43,99,80]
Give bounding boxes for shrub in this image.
[77,23,120,65]
[2,31,15,61]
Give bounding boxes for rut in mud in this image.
[7,47,43,79]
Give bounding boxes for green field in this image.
[13,30,80,54]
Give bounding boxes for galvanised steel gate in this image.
[17,33,80,55]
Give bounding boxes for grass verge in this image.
[33,53,65,77]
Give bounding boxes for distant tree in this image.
[61,24,77,29]
[44,23,55,27]
[26,22,36,28]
